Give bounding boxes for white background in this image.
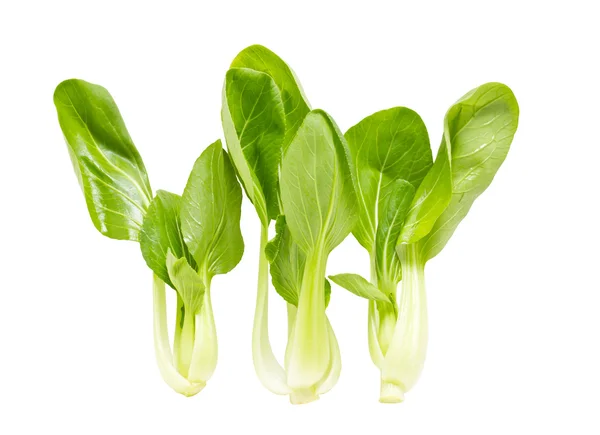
[1,1,598,433]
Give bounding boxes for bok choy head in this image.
[330,83,519,402]
[222,46,356,403]
[277,110,357,403]
[54,80,244,396]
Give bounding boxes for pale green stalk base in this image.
[284,304,296,370]
[290,388,320,404]
[379,381,405,403]
[252,226,340,403]
[152,274,205,396]
[287,318,340,404]
[315,317,341,395]
[176,305,196,378]
[377,307,396,356]
[379,243,428,401]
[188,283,218,384]
[367,244,427,402]
[368,300,385,368]
[287,247,329,390]
[173,294,184,369]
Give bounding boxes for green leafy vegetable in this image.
[55,80,244,396]
[222,49,289,397]
[54,79,152,241]
[331,83,519,403]
[279,109,357,401]
[223,46,346,403]
[157,140,243,387]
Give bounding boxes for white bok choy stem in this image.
[188,270,218,384]
[287,248,330,391]
[152,274,205,396]
[146,140,243,396]
[380,244,427,403]
[252,225,291,395]
[286,248,341,404]
[252,225,342,403]
[155,253,220,395]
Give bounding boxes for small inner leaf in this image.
[166,250,205,315]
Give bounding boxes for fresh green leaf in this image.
[140,190,194,288]
[418,82,520,260]
[375,179,415,287]
[54,79,152,241]
[166,250,205,315]
[397,137,452,244]
[222,68,285,222]
[180,140,244,277]
[346,107,432,250]
[329,273,391,302]
[280,110,357,255]
[231,44,311,148]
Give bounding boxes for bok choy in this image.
[222,45,356,403]
[330,83,519,402]
[54,79,243,396]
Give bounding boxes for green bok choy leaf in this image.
[54,79,153,240]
